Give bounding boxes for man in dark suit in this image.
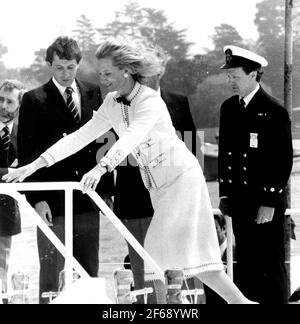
[17,36,113,303]
[218,45,293,304]
[0,80,26,294]
[113,47,198,303]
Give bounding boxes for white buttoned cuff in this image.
[40,152,56,167]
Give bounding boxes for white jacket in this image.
[42,83,198,190]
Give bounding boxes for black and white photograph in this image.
[0,0,299,309]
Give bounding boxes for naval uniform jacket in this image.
[18,79,114,217]
[42,83,197,191]
[0,124,21,236]
[218,87,293,210]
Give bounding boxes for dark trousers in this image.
[231,201,288,304]
[122,217,156,304]
[37,212,100,304]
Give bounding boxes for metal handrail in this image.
[0,182,299,300]
[0,182,164,294]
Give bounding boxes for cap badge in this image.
[225,49,233,62]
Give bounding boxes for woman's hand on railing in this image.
[2,157,48,183]
[80,165,106,194]
[2,164,36,183]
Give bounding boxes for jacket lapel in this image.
[77,79,94,126]
[7,123,18,166]
[245,87,267,113]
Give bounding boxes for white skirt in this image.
[144,163,224,281]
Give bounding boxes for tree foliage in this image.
[210,24,244,61]
[190,74,231,129]
[73,14,97,59]
[1,0,299,129]
[0,41,8,77]
[97,1,192,61]
[20,48,50,85]
[254,0,285,100]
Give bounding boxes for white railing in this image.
[0,182,299,302]
[0,182,164,295]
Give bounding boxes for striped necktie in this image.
[239,97,246,108]
[65,87,80,124]
[0,126,11,166]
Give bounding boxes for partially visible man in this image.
[113,47,198,303]
[218,45,293,304]
[0,80,26,294]
[17,36,113,303]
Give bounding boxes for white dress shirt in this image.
[241,83,260,108]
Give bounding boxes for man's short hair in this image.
[46,36,82,64]
[0,79,27,103]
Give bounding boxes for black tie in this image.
[239,97,246,108]
[0,126,11,166]
[116,96,131,106]
[65,87,80,124]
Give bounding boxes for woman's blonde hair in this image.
[95,38,162,84]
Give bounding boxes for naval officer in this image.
[218,45,293,304]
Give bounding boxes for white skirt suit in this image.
[42,83,223,280]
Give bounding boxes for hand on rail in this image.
[2,165,34,183]
[35,201,53,227]
[2,158,48,183]
[80,166,104,194]
[255,206,274,224]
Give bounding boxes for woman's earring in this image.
[124,73,128,78]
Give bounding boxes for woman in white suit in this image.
[3,39,255,304]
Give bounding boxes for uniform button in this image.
[279,189,283,193]
[243,167,247,171]
[63,133,67,137]
[75,171,79,176]
[228,166,232,170]
[244,181,247,185]
[243,153,247,158]
[270,188,275,192]
[228,180,232,184]
[228,152,232,156]
[264,187,267,191]
[219,179,224,183]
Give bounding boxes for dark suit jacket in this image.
[218,87,293,210]
[18,79,114,217]
[161,90,197,154]
[114,89,197,220]
[0,124,21,236]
